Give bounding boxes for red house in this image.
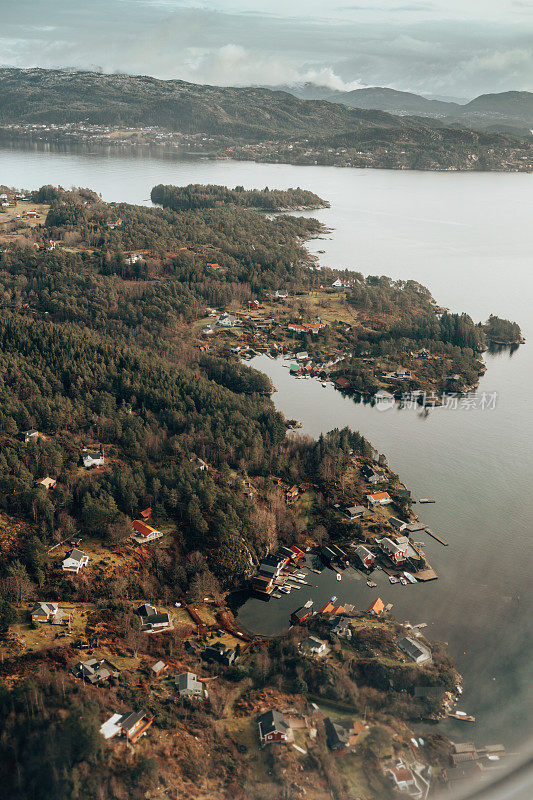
[258,710,290,745]
[355,545,375,569]
[289,545,305,563]
[378,536,408,565]
[291,601,313,625]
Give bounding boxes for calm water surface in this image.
[1,143,532,748]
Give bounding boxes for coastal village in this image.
[1,116,533,172]
[0,185,517,799]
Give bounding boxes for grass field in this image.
[0,199,50,232]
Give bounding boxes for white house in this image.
[331,279,343,288]
[125,253,144,265]
[190,455,209,472]
[390,516,407,532]
[62,548,89,574]
[367,491,392,506]
[176,672,208,699]
[301,636,329,657]
[386,763,421,796]
[30,601,69,625]
[35,477,57,490]
[396,636,432,665]
[21,429,39,444]
[217,312,239,327]
[82,448,105,468]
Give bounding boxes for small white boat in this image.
[321,382,327,387]
[389,576,398,584]
[336,573,342,581]
[403,572,417,584]
[399,577,408,586]
[366,580,377,588]
[279,586,291,594]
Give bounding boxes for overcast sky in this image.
[1,0,532,99]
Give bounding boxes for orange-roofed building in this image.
[367,597,385,616]
[318,600,346,615]
[140,507,152,520]
[366,491,392,506]
[288,545,305,562]
[132,520,163,542]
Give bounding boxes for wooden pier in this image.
[424,528,449,546]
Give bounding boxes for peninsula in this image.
[0,182,517,799]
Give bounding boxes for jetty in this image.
[424,528,449,546]
[448,711,476,723]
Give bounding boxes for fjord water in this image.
[1,144,532,747]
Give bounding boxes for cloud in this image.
[181,45,367,89]
[0,1,531,97]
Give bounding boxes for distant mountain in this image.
[286,85,459,117]
[275,84,533,134]
[461,91,533,120]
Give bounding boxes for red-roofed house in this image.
[132,520,163,542]
[318,600,346,615]
[286,485,300,503]
[367,597,385,616]
[367,491,392,506]
[386,764,418,794]
[140,507,152,520]
[288,545,306,563]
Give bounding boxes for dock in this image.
[412,567,438,581]
[424,528,449,546]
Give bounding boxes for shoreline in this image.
[1,130,531,174]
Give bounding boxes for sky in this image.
[1,0,532,99]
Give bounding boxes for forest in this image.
[151,183,329,212]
